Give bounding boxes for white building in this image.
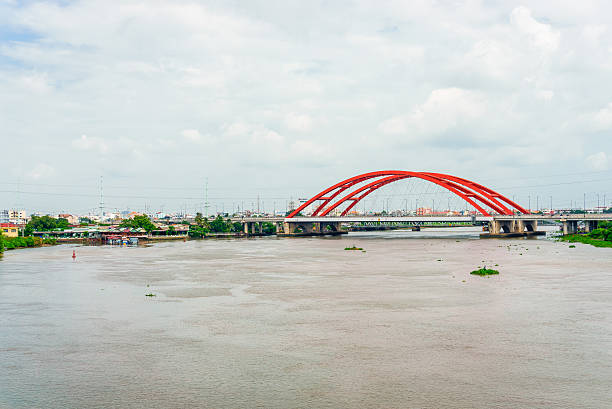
[9,209,27,224]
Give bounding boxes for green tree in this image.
[231,222,243,233]
[0,230,4,253]
[119,215,156,232]
[25,215,70,235]
[188,225,207,238]
[167,226,176,235]
[261,222,276,235]
[209,216,230,233]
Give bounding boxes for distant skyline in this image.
[1,0,612,214]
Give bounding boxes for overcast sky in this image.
[1,0,612,215]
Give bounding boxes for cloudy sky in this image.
[1,0,612,214]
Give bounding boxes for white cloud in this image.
[285,112,313,132]
[379,88,486,136]
[510,6,560,52]
[586,152,608,171]
[27,163,55,180]
[181,129,203,142]
[1,1,612,212]
[593,103,612,129]
[378,116,407,135]
[71,135,109,153]
[536,89,554,101]
[19,72,51,93]
[582,25,607,45]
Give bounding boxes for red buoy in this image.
[72,250,76,260]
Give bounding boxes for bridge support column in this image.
[489,219,538,235]
[562,220,578,235]
[489,220,515,234]
[280,221,345,236]
[584,220,598,233]
[520,220,537,233]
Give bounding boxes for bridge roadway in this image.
[232,214,612,236]
[233,214,612,223]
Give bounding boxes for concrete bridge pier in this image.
[487,218,541,237]
[243,221,262,235]
[584,220,598,233]
[488,219,515,234]
[281,221,344,236]
[562,220,578,235]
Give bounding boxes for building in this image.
[416,207,432,216]
[0,210,8,224]
[58,213,79,225]
[1,223,19,238]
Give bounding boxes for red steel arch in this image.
[287,171,528,218]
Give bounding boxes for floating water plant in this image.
[470,267,500,276]
[145,293,156,297]
[344,246,363,251]
[569,245,576,248]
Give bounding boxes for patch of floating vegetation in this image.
[470,268,500,276]
[344,246,363,251]
[145,293,156,297]
[569,245,576,248]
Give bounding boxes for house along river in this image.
[1,227,611,408]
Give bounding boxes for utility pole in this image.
[99,176,104,217]
[584,193,586,215]
[528,195,531,213]
[536,196,539,212]
[257,194,260,214]
[550,196,552,214]
[204,178,210,218]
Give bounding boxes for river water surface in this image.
[1,228,611,408]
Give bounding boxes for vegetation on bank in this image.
[119,214,156,232]
[0,236,57,251]
[470,268,500,276]
[560,221,612,248]
[24,215,70,236]
[189,214,248,238]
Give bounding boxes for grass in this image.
[470,268,500,276]
[559,234,612,248]
[344,246,363,251]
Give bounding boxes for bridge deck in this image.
[232,214,612,223]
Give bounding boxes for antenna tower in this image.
[99,176,105,217]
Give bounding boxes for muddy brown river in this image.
[1,227,611,408]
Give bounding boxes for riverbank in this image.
[0,236,57,251]
[559,234,612,248]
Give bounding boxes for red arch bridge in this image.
[233,171,612,236]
